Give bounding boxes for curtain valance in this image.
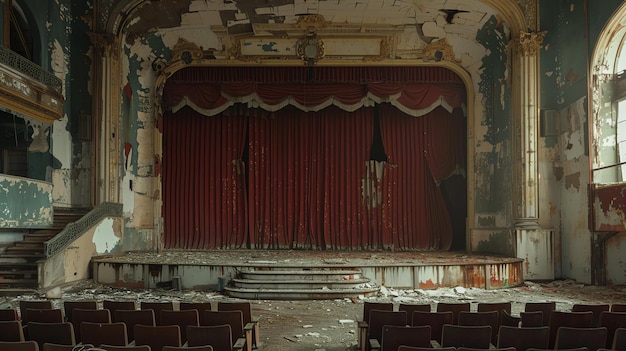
[163,82,465,117]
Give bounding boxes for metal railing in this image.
[0,46,63,95]
[44,202,123,258]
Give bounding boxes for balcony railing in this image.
[0,46,63,95]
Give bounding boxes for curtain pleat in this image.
[162,107,247,249]
[378,104,458,250]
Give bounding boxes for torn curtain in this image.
[161,66,465,251]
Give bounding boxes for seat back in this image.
[436,302,470,324]
[458,348,516,351]
[572,304,610,327]
[398,347,455,351]
[115,309,155,342]
[499,310,520,328]
[613,327,626,350]
[366,310,407,350]
[81,322,128,347]
[103,301,137,322]
[203,310,244,338]
[19,301,53,325]
[27,322,75,350]
[160,309,199,343]
[163,346,213,351]
[612,304,626,312]
[524,302,555,326]
[548,311,594,348]
[217,302,252,325]
[26,309,64,324]
[63,301,98,324]
[398,304,430,325]
[41,344,74,351]
[520,311,543,327]
[100,345,152,351]
[458,310,499,345]
[554,326,607,351]
[0,340,40,351]
[0,309,19,321]
[441,324,492,349]
[134,325,181,351]
[72,308,112,342]
[412,311,453,344]
[140,302,173,326]
[497,325,550,351]
[599,311,626,349]
[380,325,430,351]
[362,302,393,325]
[0,320,25,342]
[478,302,512,315]
[179,303,212,325]
[187,324,233,349]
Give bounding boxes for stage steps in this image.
[224,267,379,300]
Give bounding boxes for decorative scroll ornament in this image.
[296,14,329,32]
[514,31,546,56]
[296,32,325,66]
[422,38,457,62]
[171,38,203,64]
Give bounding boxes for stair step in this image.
[231,277,371,290]
[224,286,379,300]
[0,254,44,261]
[240,269,363,281]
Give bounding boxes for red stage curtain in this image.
[378,104,462,250]
[162,107,248,249]
[247,106,373,249]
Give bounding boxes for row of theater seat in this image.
[0,300,260,351]
[358,301,626,351]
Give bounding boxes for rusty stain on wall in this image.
[564,172,581,190]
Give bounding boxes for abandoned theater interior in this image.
[1,0,626,343]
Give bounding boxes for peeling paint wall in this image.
[0,175,52,228]
[20,0,95,208]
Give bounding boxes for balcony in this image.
[0,46,64,123]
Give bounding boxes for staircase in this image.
[0,207,88,294]
[224,266,380,300]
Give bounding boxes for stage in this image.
[92,250,523,299]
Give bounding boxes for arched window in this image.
[592,22,626,185]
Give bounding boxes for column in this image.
[512,31,545,228]
[89,33,121,204]
[511,31,555,280]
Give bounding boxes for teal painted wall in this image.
[474,15,513,220]
[0,175,52,227]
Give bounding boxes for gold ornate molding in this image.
[170,38,204,64]
[296,14,329,32]
[516,0,538,31]
[89,33,119,57]
[422,39,457,62]
[296,34,325,65]
[512,31,546,56]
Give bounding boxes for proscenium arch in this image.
[101,0,526,249]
